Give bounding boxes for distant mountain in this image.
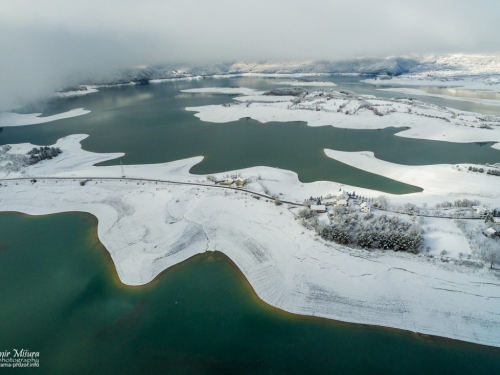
[74,54,500,88]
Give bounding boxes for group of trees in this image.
[264,88,305,97]
[468,166,500,177]
[321,228,422,253]
[449,199,481,208]
[415,112,451,123]
[0,145,29,173]
[372,195,390,210]
[469,166,485,173]
[317,207,423,254]
[304,196,323,205]
[27,147,62,165]
[356,101,384,116]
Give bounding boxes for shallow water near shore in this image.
[1,212,500,374]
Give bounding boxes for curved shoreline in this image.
[184,87,500,149]
[2,134,500,348]
[4,210,500,354]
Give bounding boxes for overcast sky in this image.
[1,0,499,110]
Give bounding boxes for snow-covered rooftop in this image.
[311,204,326,211]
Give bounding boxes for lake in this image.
[1,212,499,374]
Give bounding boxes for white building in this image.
[474,205,488,215]
[337,189,349,201]
[484,227,498,238]
[336,199,348,207]
[360,202,370,213]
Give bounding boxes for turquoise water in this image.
[1,212,499,374]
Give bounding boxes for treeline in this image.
[468,166,500,176]
[264,88,305,96]
[319,208,423,253]
[435,199,480,208]
[27,147,62,165]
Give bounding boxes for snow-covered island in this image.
[1,118,500,348]
[183,86,500,149]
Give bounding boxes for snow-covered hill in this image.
[364,54,500,90]
[73,54,500,89]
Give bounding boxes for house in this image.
[484,227,498,238]
[336,199,348,207]
[311,205,327,213]
[493,217,500,225]
[360,202,370,213]
[234,179,248,186]
[473,205,488,215]
[218,179,234,186]
[337,189,349,201]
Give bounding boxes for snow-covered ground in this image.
[1,134,500,348]
[185,87,500,150]
[422,217,472,258]
[0,108,90,127]
[323,149,500,206]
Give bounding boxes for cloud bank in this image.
[1,0,499,110]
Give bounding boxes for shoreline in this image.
[184,87,500,149]
[1,135,500,348]
[4,210,500,354]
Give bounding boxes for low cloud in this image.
[1,0,499,110]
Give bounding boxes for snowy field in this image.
[1,134,500,348]
[323,149,500,206]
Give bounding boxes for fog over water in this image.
[1,0,500,110]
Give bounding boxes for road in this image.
[1,175,305,207]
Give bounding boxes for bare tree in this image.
[376,195,390,210]
[480,243,500,269]
[273,195,282,206]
